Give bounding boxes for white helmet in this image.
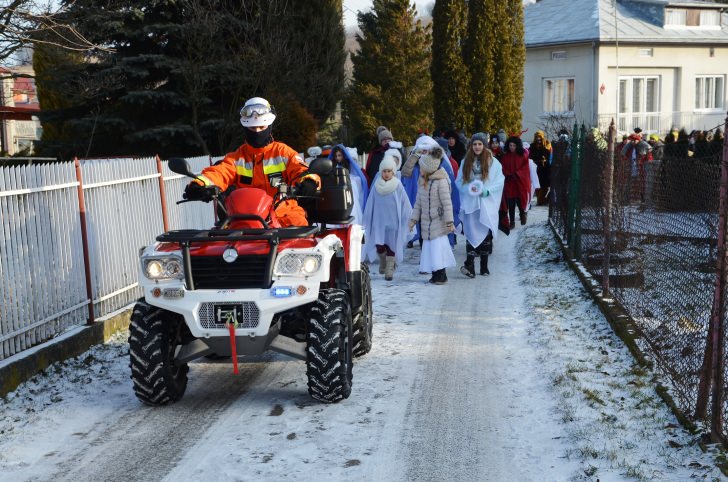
[240,97,276,127]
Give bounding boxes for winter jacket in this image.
[500,149,531,209]
[197,141,310,199]
[410,168,454,240]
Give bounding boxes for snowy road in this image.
[0,207,724,481]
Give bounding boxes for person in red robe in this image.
[500,136,531,229]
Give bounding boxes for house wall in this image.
[521,43,597,139]
[597,43,728,135]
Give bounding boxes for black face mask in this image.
[244,126,273,148]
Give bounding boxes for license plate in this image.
[214,304,244,325]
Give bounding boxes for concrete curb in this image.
[548,221,701,435]
[0,308,132,397]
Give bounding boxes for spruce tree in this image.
[431,0,471,133]
[346,0,433,150]
[279,0,346,127]
[465,0,495,132]
[497,0,525,134]
[35,0,344,158]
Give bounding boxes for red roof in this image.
[0,105,40,121]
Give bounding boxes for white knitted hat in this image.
[381,148,402,171]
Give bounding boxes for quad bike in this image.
[129,156,373,405]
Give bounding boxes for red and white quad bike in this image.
[129,157,373,405]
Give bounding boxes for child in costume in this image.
[362,150,412,281]
[408,145,456,284]
[455,133,505,277]
[330,144,369,225]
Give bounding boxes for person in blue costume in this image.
[362,153,412,281]
[402,135,460,248]
[329,144,369,226]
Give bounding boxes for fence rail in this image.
[0,156,214,361]
[549,114,728,443]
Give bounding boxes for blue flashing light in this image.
[271,286,293,298]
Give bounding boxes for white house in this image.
[522,0,728,138]
[0,65,41,156]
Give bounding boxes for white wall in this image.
[521,43,596,139]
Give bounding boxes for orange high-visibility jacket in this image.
[197,141,310,198]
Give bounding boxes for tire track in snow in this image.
[47,358,276,482]
[397,208,576,481]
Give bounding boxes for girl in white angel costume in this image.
[455,132,505,277]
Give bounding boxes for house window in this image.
[665,8,721,29]
[700,10,721,27]
[695,75,725,110]
[543,78,575,114]
[551,51,567,60]
[638,48,653,57]
[618,76,660,132]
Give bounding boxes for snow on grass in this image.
[517,220,725,481]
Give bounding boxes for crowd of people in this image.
[306,125,557,285]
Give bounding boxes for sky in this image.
[342,0,435,29]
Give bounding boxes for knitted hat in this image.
[380,155,398,173]
[471,132,489,145]
[378,128,393,144]
[418,149,443,174]
[380,148,402,171]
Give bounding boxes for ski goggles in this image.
[240,103,274,119]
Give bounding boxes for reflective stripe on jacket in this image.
[198,141,309,198]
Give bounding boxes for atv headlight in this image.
[274,252,323,277]
[141,255,184,281]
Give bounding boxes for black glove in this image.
[296,178,318,197]
[184,182,219,202]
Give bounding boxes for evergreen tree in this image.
[465,0,495,132]
[345,0,433,150]
[279,0,346,126]
[496,0,525,134]
[35,0,344,158]
[431,0,470,133]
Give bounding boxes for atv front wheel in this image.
[306,289,353,403]
[352,263,373,357]
[128,299,189,405]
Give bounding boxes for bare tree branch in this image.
[0,0,113,66]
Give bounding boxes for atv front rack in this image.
[156,225,321,290]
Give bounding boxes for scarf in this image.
[374,175,401,195]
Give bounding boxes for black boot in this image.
[460,255,475,278]
[480,255,490,275]
[429,268,447,285]
[520,211,528,226]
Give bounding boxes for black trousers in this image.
[465,231,493,257]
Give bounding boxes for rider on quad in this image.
[183,97,319,227]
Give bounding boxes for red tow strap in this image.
[227,323,239,374]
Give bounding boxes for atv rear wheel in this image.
[128,299,189,405]
[306,289,353,403]
[352,263,373,357]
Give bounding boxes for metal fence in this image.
[549,116,728,443]
[0,156,215,361]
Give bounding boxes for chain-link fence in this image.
[549,118,728,443]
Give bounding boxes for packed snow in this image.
[0,207,725,481]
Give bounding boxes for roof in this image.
[0,105,40,121]
[524,0,728,47]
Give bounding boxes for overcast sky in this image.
[342,0,435,29]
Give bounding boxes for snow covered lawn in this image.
[0,206,725,481]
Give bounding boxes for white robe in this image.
[362,179,412,264]
[528,158,540,210]
[455,159,505,247]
